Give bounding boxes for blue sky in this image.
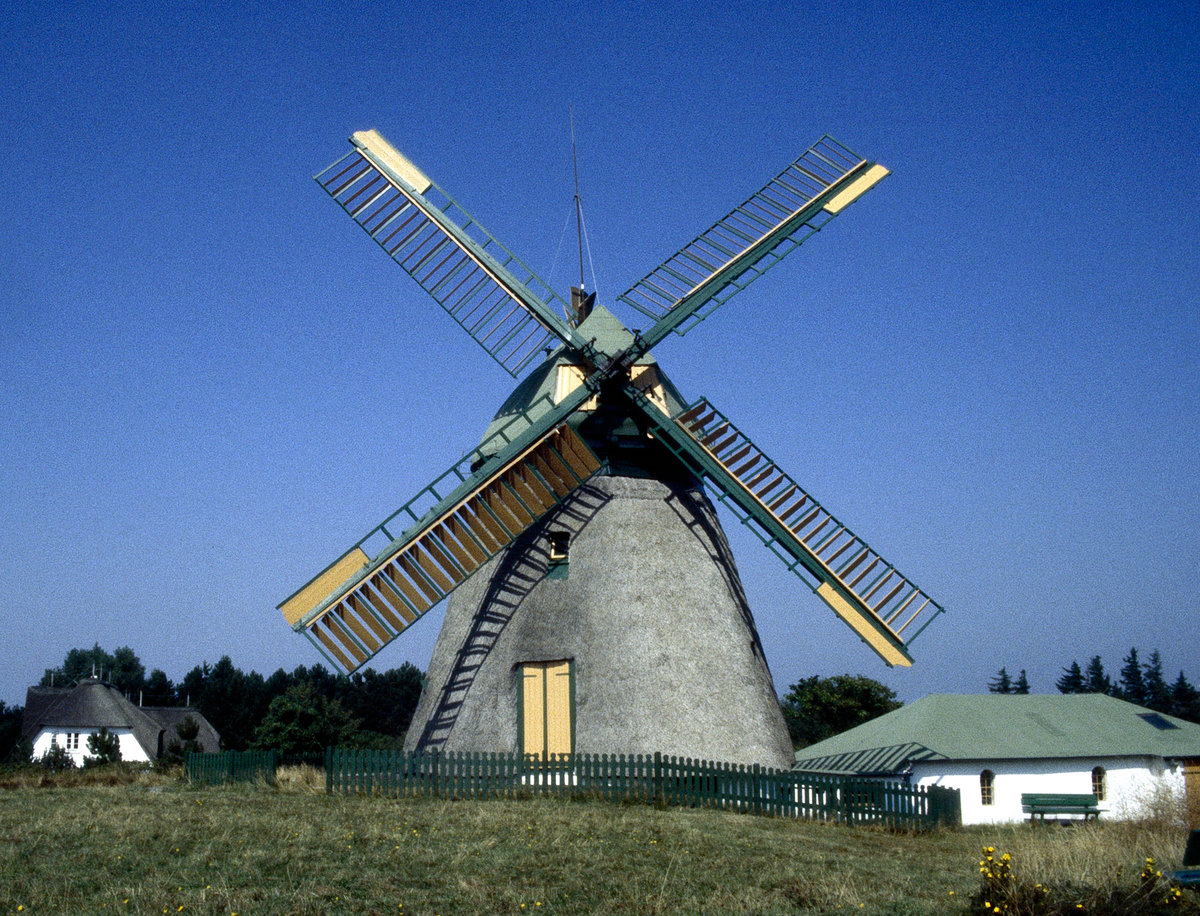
[2,0,1197,707]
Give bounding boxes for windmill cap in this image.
[474,305,688,454]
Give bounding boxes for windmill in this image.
[279,129,947,768]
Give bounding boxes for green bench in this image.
[1020,793,1101,822]
[1175,829,1200,887]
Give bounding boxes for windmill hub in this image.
[279,128,947,766]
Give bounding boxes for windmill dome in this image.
[475,305,689,467]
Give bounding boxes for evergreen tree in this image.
[175,661,209,707]
[1118,648,1146,705]
[160,715,203,767]
[1013,670,1031,694]
[177,656,270,750]
[84,727,122,767]
[0,702,25,764]
[143,669,176,706]
[1056,661,1085,693]
[1083,656,1112,694]
[38,743,74,771]
[1141,650,1170,712]
[1170,671,1200,723]
[40,644,147,698]
[988,667,1013,694]
[108,647,146,697]
[334,663,424,741]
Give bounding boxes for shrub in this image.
[83,727,121,767]
[157,714,203,769]
[37,743,75,772]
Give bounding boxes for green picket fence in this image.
[324,749,960,830]
[185,750,279,787]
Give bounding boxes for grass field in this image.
[0,768,1193,915]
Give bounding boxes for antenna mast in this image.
[571,106,585,291]
[567,106,595,326]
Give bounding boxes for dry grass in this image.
[977,819,1189,893]
[0,763,172,791]
[273,764,324,794]
[0,778,1195,915]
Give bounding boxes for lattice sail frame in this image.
[657,398,945,667]
[620,137,889,350]
[315,130,580,377]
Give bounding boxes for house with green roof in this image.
[792,694,1200,825]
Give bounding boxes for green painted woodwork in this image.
[184,750,278,787]
[318,747,959,829]
[628,391,941,666]
[285,387,602,673]
[473,306,689,456]
[1021,793,1101,820]
[283,386,595,630]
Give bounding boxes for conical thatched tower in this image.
[404,308,794,767]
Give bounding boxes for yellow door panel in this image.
[544,660,572,757]
[522,666,545,757]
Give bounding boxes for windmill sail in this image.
[280,421,601,672]
[316,130,581,376]
[639,395,944,667]
[620,137,888,352]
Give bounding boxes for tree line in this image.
[988,648,1200,723]
[5,645,905,760]
[1,644,425,762]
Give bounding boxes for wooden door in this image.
[520,660,573,758]
[1185,758,1200,829]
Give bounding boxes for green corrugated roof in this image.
[793,694,1200,774]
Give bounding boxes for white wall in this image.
[31,728,152,766]
[911,757,1186,825]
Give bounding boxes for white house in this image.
[22,678,220,766]
[792,694,1200,825]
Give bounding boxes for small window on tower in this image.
[549,532,569,561]
[547,532,570,579]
